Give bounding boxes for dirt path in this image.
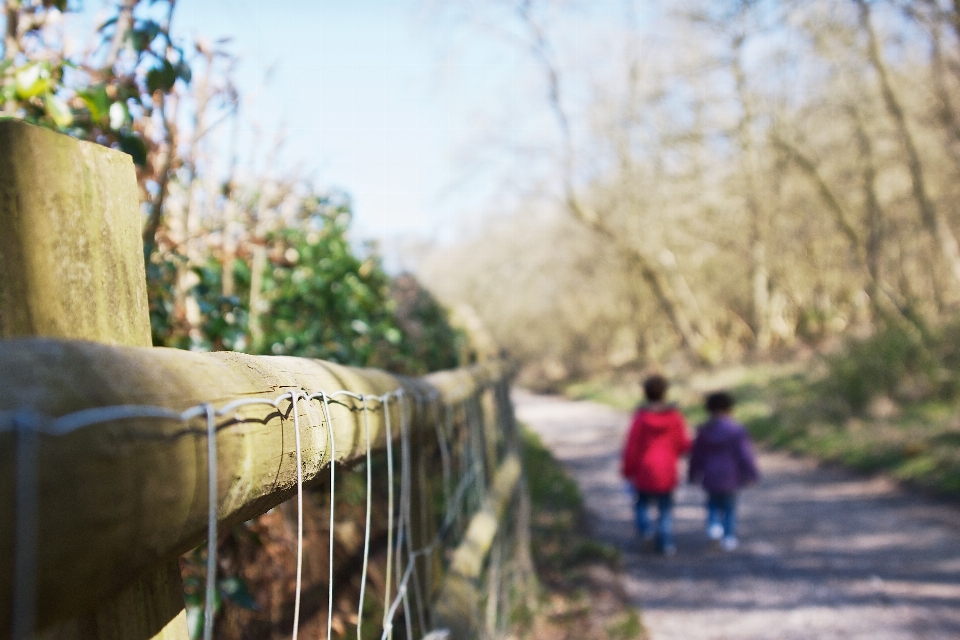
[514,389,960,640]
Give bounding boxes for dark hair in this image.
[706,391,735,413]
[643,375,669,402]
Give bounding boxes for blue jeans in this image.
[634,492,674,550]
[707,492,737,539]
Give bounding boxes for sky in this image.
[59,0,808,259]
[170,0,541,254]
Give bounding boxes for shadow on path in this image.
[514,389,960,640]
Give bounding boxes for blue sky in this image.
[171,0,541,248]
[64,0,808,255]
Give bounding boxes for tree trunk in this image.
[248,244,267,353]
[141,95,178,259]
[2,0,19,116]
[564,194,706,356]
[104,0,137,69]
[221,198,238,298]
[773,136,862,261]
[775,111,913,325]
[950,0,960,55]
[732,36,771,352]
[3,0,19,62]
[857,0,960,296]
[934,35,960,160]
[851,108,886,316]
[513,4,707,360]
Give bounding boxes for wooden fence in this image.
[0,120,527,640]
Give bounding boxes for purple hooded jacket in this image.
[688,415,759,493]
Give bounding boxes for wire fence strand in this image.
[5,373,522,640]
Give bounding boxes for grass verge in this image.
[734,364,960,496]
[511,426,646,640]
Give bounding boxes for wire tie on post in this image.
[407,392,428,633]
[11,411,39,640]
[396,391,415,638]
[357,395,373,640]
[203,403,217,640]
[317,391,337,640]
[290,391,304,640]
[382,393,395,638]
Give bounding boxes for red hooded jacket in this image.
[621,405,691,493]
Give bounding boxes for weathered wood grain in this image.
[0,120,150,346]
[0,338,503,636]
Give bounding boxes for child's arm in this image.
[687,433,703,484]
[736,429,760,485]
[675,412,692,456]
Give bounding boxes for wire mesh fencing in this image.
[1,354,527,640]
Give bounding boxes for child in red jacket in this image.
[621,375,691,555]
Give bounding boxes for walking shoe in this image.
[720,536,738,552]
[707,523,724,540]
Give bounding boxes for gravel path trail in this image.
[514,389,960,640]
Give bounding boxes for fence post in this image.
[0,120,188,638]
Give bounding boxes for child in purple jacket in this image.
[688,391,759,551]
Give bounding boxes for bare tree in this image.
[424,0,960,379]
[855,0,960,295]
[511,0,710,358]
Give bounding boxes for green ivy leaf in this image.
[146,60,177,94]
[0,66,14,106]
[128,20,162,52]
[15,62,52,99]
[176,60,192,84]
[44,93,73,128]
[218,576,258,611]
[118,134,148,166]
[78,85,110,124]
[97,16,118,32]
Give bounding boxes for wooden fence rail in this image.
[0,120,525,640]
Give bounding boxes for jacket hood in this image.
[639,406,682,432]
[697,416,742,444]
